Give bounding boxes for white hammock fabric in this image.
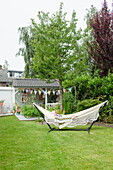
[34,101,108,129]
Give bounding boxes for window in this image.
[21,94,27,103]
[9,72,15,77]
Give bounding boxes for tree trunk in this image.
[59,79,63,112]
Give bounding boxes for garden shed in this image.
[13,78,60,108]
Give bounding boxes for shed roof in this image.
[13,78,59,88]
[0,69,12,83]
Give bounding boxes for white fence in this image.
[0,87,15,114]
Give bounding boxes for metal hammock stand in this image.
[33,101,108,134]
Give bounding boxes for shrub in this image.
[74,74,91,100]
[99,96,113,123]
[21,105,41,117]
[73,96,113,123]
[73,73,113,100]
[63,91,77,114]
[76,98,101,112]
[74,98,110,122]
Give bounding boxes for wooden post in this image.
[59,79,63,112]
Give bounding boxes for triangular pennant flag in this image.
[63,89,66,92]
[69,88,72,92]
[53,90,55,95]
[34,90,37,95]
[30,89,32,94]
[39,90,41,95]
[48,91,51,95]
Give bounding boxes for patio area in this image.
[0,113,13,117]
[15,113,38,121]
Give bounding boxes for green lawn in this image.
[0,116,113,170]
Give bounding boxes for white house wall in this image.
[0,87,15,113]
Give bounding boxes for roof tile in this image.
[13,79,59,88]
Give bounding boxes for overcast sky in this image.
[0,0,112,71]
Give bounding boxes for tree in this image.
[87,0,113,77]
[16,27,35,78]
[31,3,82,111]
[3,60,9,70]
[83,5,99,77]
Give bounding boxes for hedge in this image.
[63,73,113,122]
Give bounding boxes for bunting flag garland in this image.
[47,89,50,95]
[25,89,30,93]
[39,90,41,95]
[20,88,61,95]
[34,90,37,95]
[43,89,46,95]
[47,89,51,95]
[53,90,55,95]
[23,89,26,93]
[38,89,42,95]
[56,92,59,95]
[63,89,66,92]
[48,91,51,95]
[69,88,72,92]
[30,89,32,94]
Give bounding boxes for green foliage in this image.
[55,109,66,115]
[71,98,111,123]
[81,5,98,77]
[72,73,113,100]
[31,3,81,81]
[47,106,55,112]
[2,60,9,70]
[30,2,83,111]
[63,91,77,114]
[69,73,113,122]
[27,94,36,104]
[17,27,36,78]
[76,98,101,112]
[71,74,91,100]
[47,104,61,112]
[21,105,41,117]
[36,117,44,123]
[99,96,113,123]
[13,106,16,114]
[0,100,4,103]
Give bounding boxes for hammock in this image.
[33,100,108,133]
